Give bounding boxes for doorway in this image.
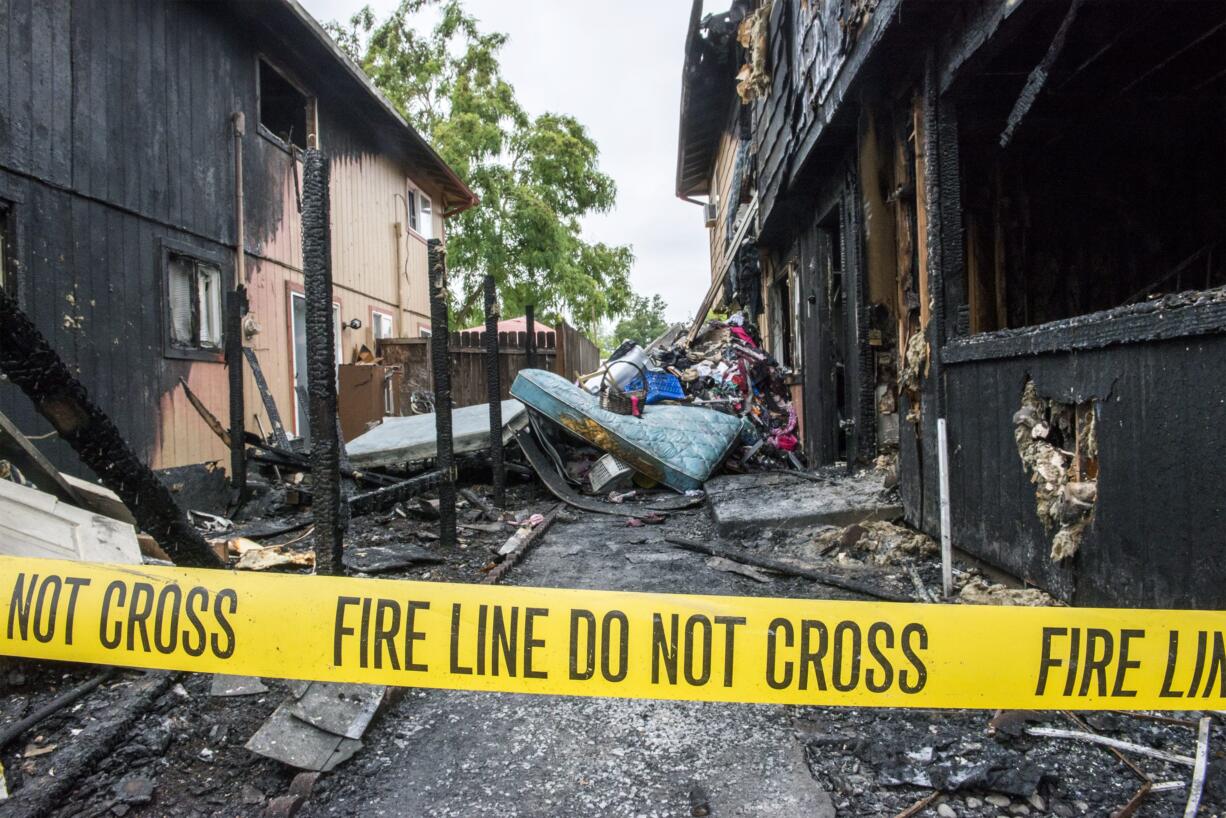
[289,291,341,443]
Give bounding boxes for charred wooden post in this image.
[225,287,247,498]
[228,111,248,499]
[483,274,506,507]
[525,304,537,369]
[428,238,457,546]
[0,288,222,568]
[301,148,346,575]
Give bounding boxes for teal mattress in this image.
[510,369,746,492]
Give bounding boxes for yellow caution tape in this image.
[2,555,1224,710]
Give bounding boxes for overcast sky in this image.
[300,0,710,323]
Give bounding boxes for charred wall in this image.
[0,0,413,477]
[944,310,1226,608]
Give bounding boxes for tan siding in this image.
[706,101,742,283]
[155,140,457,468]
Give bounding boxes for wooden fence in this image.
[377,321,599,411]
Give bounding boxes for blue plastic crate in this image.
[626,370,686,404]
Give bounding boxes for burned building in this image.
[0,0,476,475]
[677,0,1226,608]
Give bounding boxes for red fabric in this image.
[729,326,756,347]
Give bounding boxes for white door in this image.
[290,293,342,441]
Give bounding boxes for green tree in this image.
[611,293,670,348]
[328,1,633,333]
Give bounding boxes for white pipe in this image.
[937,417,953,598]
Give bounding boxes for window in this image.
[419,194,433,240]
[419,327,432,338]
[372,310,394,340]
[406,189,419,234]
[167,252,223,352]
[258,58,313,150]
[406,186,433,239]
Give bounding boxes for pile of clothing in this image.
[641,313,801,470]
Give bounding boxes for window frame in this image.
[406,189,419,235]
[418,192,433,240]
[255,55,318,153]
[370,308,395,341]
[159,238,229,363]
[406,183,434,240]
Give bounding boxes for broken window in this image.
[954,1,1226,332]
[259,58,313,150]
[167,252,223,352]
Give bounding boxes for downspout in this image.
[227,112,248,498]
[233,113,246,287]
[393,220,406,335]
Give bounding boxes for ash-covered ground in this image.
[2,476,1222,818]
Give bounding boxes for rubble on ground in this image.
[797,705,1221,818]
[958,576,1060,607]
[811,520,940,566]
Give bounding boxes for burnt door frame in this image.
[799,208,840,465]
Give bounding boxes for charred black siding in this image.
[944,329,1226,609]
[0,0,260,475]
[0,0,399,477]
[717,0,1226,608]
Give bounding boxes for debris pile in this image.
[620,313,802,472]
[811,520,939,566]
[957,576,1059,607]
[799,707,1221,818]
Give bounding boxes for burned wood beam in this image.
[999,0,1084,148]
[301,147,346,575]
[0,288,222,567]
[179,377,232,448]
[428,238,457,546]
[663,537,911,602]
[0,407,88,508]
[483,274,506,507]
[942,288,1226,364]
[348,469,442,516]
[243,346,292,448]
[225,287,247,497]
[481,503,562,585]
[0,671,176,818]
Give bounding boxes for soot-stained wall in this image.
[944,323,1226,609]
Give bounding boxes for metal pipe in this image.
[302,148,346,575]
[428,238,457,546]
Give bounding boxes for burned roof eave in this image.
[227,0,479,216]
[676,2,738,199]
